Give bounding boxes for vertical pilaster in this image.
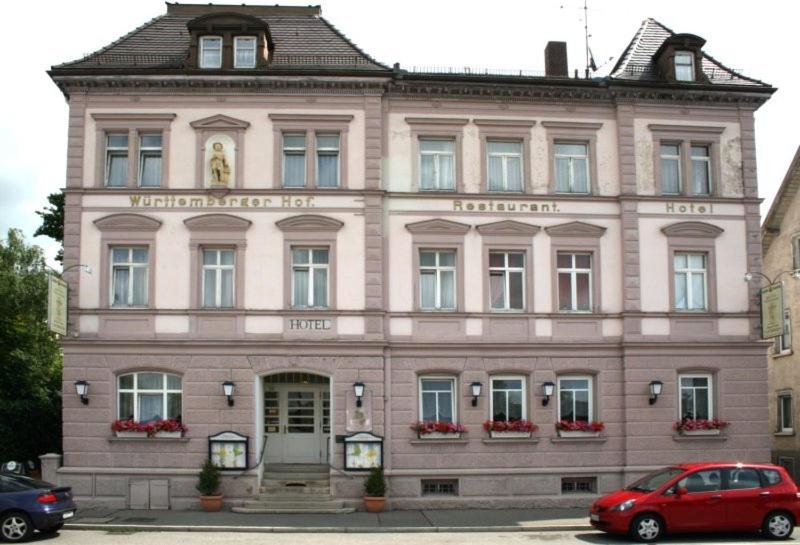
[64,93,87,320]
[363,92,384,339]
[739,106,764,340]
[616,101,641,336]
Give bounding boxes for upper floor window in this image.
[282,134,306,187]
[674,252,707,311]
[200,36,223,69]
[419,139,455,191]
[793,237,800,270]
[291,248,329,308]
[660,143,682,194]
[691,145,712,195]
[234,36,257,69]
[558,376,592,423]
[419,377,455,423]
[105,134,129,187]
[420,250,456,310]
[489,251,525,311]
[316,134,340,188]
[775,309,792,355]
[202,249,235,308]
[487,140,522,192]
[111,247,148,307]
[490,376,525,422]
[554,142,589,193]
[557,252,592,312]
[138,134,162,188]
[674,51,695,81]
[679,373,712,420]
[118,372,182,422]
[779,393,793,433]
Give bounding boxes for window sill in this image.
[773,351,794,359]
[672,434,727,442]
[108,436,190,443]
[482,437,539,444]
[550,436,606,444]
[409,438,469,445]
[774,431,795,437]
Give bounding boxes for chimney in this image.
[544,41,568,77]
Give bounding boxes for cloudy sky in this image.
[2,0,797,266]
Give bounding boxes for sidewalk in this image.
[67,506,592,533]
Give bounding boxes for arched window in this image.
[118,372,182,422]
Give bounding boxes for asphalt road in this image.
[27,530,792,544]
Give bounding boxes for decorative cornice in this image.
[275,214,344,232]
[91,113,176,123]
[405,218,471,236]
[473,118,536,128]
[405,117,469,126]
[93,213,162,232]
[661,221,723,239]
[476,220,541,236]
[269,113,354,124]
[189,114,251,130]
[648,124,725,135]
[545,221,606,238]
[184,214,252,232]
[541,121,603,131]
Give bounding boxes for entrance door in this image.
[264,380,330,464]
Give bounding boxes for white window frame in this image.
[554,142,590,193]
[315,133,340,188]
[678,373,713,420]
[557,375,593,422]
[659,142,682,194]
[110,246,148,307]
[489,375,527,422]
[489,251,525,312]
[793,236,800,271]
[778,393,793,433]
[674,252,708,311]
[419,250,457,310]
[233,36,257,69]
[775,308,793,355]
[487,139,523,192]
[419,138,455,191]
[282,133,307,187]
[105,133,129,187]
[674,51,695,81]
[138,133,162,187]
[557,252,592,312]
[199,36,223,69]
[291,247,330,309]
[117,372,182,422]
[418,376,457,423]
[691,145,712,195]
[201,248,235,308]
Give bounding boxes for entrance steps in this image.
[232,463,355,514]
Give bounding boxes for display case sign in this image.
[344,432,383,471]
[208,431,249,470]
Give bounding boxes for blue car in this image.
[0,473,76,542]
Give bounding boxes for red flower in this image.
[555,419,605,432]
[674,418,729,431]
[111,418,187,437]
[482,420,538,433]
[410,421,467,435]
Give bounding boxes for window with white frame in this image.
[105,134,129,187]
[282,133,306,187]
[792,236,800,271]
[291,247,329,308]
[487,140,523,192]
[557,252,592,312]
[489,251,525,311]
[234,36,256,68]
[679,374,712,420]
[490,376,525,422]
[419,250,456,310]
[554,142,589,193]
[660,143,682,194]
[111,247,148,307]
[202,249,235,308]
[558,376,592,422]
[316,134,340,187]
[779,393,793,433]
[199,36,223,69]
[138,134,162,187]
[674,252,707,311]
[118,372,182,422]
[419,377,455,423]
[419,138,455,190]
[674,51,695,81]
[775,308,792,354]
[691,145,712,195]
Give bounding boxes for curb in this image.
[65,523,594,534]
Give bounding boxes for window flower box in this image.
[112,418,187,438]
[410,421,466,439]
[674,418,728,435]
[155,431,183,438]
[115,431,148,439]
[483,419,538,438]
[555,419,604,438]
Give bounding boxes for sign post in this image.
[47,275,68,336]
[760,282,784,339]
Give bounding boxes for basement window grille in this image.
[421,479,458,496]
[561,477,597,494]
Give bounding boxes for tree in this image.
[34,191,64,264]
[0,229,62,465]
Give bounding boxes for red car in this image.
[590,462,800,542]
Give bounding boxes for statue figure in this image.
[209,141,231,186]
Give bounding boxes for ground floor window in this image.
[419,377,455,422]
[679,373,712,420]
[490,376,525,421]
[558,376,592,422]
[118,372,182,422]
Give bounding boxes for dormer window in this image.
[674,51,694,81]
[234,37,257,69]
[200,36,223,69]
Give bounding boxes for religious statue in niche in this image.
[209,141,231,186]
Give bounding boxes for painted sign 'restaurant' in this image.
[452,200,560,213]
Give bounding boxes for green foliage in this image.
[363,466,387,497]
[34,192,64,264]
[196,459,221,496]
[0,229,63,464]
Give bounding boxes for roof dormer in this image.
[653,33,707,83]
[186,12,274,70]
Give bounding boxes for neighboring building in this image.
[48,6,775,510]
[764,146,800,480]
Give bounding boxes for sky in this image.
[1,0,798,267]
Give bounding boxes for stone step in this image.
[240,499,346,510]
[256,493,334,502]
[260,478,330,487]
[264,464,329,472]
[231,506,355,514]
[261,471,329,480]
[259,485,330,495]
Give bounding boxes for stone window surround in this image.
[545,222,606,314]
[405,117,469,193]
[542,121,602,195]
[488,374,528,421]
[649,124,724,197]
[662,221,723,313]
[112,367,184,424]
[777,389,794,435]
[94,213,162,309]
[92,113,176,189]
[184,214,252,309]
[475,119,535,194]
[476,221,541,313]
[406,219,470,312]
[416,373,459,424]
[276,214,344,310]
[556,372,598,423]
[189,114,251,189]
[676,369,718,421]
[269,114,353,189]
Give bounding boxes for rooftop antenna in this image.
[583,0,591,78]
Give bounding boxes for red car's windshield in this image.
[625,467,685,493]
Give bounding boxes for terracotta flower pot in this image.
[199,494,223,512]
[363,495,385,513]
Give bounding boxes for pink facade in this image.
[48,5,774,509]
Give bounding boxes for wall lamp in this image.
[353,382,365,407]
[470,382,482,407]
[222,381,235,407]
[541,381,555,406]
[649,380,663,405]
[74,380,89,405]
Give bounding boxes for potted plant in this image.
[674,417,729,436]
[363,466,387,513]
[555,419,605,437]
[483,419,538,438]
[410,421,467,439]
[196,459,223,512]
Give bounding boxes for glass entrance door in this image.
[264,380,329,464]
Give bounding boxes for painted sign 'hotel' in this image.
[47,4,774,510]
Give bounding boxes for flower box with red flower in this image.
[410,421,467,439]
[483,419,538,438]
[555,419,605,438]
[674,418,728,436]
[111,418,187,438]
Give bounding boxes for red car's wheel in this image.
[763,511,794,540]
[629,513,664,543]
